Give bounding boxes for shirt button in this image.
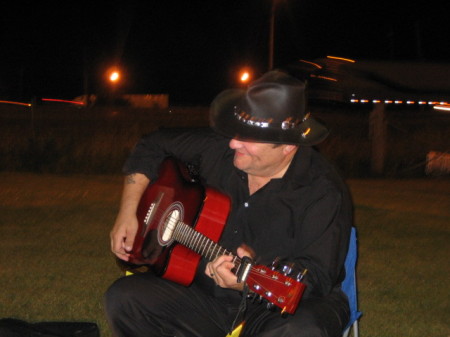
[244,202,249,207]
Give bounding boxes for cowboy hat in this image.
[210,70,329,145]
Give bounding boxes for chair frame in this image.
[341,227,362,337]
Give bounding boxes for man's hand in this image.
[110,173,149,261]
[205,244,255,291]
[110,211,138,261]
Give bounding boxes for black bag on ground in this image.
[0,319,99,337]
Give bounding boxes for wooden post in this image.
[369,103,387,175]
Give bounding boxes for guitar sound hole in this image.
[157,202,184,246]
[161,209,180,242]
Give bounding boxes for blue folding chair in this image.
[341,227,362,337]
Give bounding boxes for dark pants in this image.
[104,272,349,337]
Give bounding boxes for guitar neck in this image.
[173,222,242,268]
[172,222,305,314]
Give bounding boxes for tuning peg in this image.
[266,302,275,311]
[246,292,254,299]
[281,262,294,275]
[271,257,281,270]
[280,311,289,318]
[296,268,308,282]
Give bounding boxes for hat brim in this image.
[210,89,329,146]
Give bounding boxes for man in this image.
[105,70,352,337]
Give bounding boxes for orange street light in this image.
[240,71,250,82]
[109,70,120,83]
[239,68,253,85]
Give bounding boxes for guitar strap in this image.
[240,301,278,336]
[229,284,250,334]
[229,256,254,332]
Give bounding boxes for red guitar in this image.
[125,157,306,315]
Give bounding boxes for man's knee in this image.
[104,277,131,319]
[292,294,349,337]
[252,294,348,337]
[287,311,327,337]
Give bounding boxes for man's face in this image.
[229,138,296,178]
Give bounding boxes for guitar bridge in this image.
[142,192,164,235]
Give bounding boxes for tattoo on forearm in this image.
[126,174,136,184]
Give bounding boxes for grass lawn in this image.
[0,173,449,337]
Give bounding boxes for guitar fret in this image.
[200,236,208,256]
[217,247,224,257]
[184,224,192,247]
[201,236,208,252]
[214,246,219,257]
[207,240,213,257]
[193,231,201,250]
[204,238,214,260]
[172,221,181,242]
[180,223,189,246]
[188,227,196,249]
[174,222,183,243]
[210,242,218,260]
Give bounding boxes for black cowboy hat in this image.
[210,70,329,145]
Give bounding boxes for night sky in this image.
[1,0,448,104]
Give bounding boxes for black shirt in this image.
[124,127,353,301]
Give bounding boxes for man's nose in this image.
[229,138,242,149]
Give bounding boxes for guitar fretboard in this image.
[173,221,241,268]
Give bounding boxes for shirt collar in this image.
[285,146,313,188]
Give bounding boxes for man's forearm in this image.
[119,173,150,215]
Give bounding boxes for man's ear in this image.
[283,144,298,155]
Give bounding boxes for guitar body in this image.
[129,158,231,286]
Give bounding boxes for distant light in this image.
[0,100,31,107]
[240,72,250,82]
[314,75,337,82]
[434,104,450,111]
[238,68,253,84]
[299,59,322,69]
[349,97,449,107]
[326,56,356,63]
[42,98,84,105]
[110,71,120,82]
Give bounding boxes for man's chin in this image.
[233,156,247,171]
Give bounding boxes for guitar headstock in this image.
[246,264,306,315]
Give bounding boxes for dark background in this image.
[1,0,448,104]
